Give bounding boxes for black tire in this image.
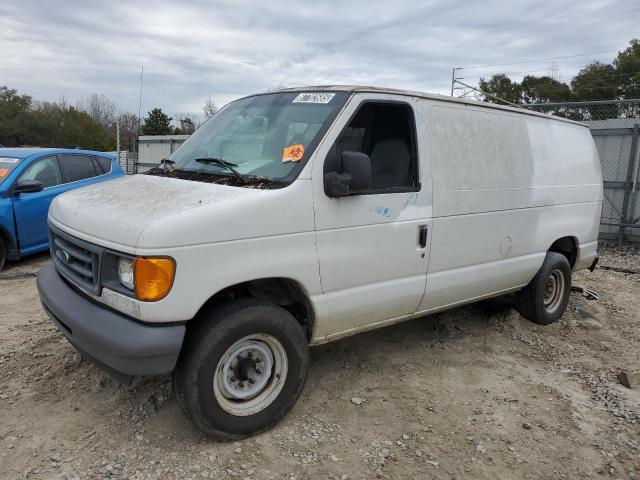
[516,251,571,325]
[0,239,6,272]
[173,299,309,440]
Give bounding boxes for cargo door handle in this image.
[418,225,428,248]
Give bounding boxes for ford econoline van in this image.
[37,86,602,439]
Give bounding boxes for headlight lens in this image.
[118,258,135,290]
[134,257,176,302]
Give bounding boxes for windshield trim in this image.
[167,90,351,188]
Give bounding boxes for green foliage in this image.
[478,38,640,105]
[614,39,640,98]
[0,87,33,145]
[570,62,618,101]
[478,74,522,104]
[521,75,571,103]
[143,108,173,135]
[0,87,115,149]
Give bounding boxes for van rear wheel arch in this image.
[547,236,578,268]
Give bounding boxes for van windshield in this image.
[0,157,22,186]
[151,91,347,188]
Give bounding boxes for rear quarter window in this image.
[93,156,112,174]
[59,155,98,182]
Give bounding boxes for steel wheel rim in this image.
[543,269,565,313]
[213,334,288,416]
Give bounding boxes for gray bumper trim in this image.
[37,262,185,381]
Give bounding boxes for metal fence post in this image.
[618,123,640,246]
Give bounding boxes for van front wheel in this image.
[516,252,571,325]
[173,300,309,440]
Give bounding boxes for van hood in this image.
[49,175,313,250]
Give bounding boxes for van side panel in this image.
[418,101,602,312]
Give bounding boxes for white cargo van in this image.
[37,86,602,439]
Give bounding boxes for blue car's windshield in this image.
[0,157,22,186]
[158,91,348,187]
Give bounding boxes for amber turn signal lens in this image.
[134,257,176,302]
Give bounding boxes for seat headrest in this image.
[371,138,410,171]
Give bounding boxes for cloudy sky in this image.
[1,0,638,119]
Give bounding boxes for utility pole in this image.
[116,119,120,158]
[450,67,464,96]
[136,66,144,164]
[138,66,144,135]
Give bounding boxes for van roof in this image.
[270,85,587,127]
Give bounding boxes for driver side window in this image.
[331,102,419,193]
[20,156,63,189]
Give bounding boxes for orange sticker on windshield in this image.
[0,168,8,177]
[283,144,304,163]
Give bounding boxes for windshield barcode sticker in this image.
[292,92,335,104]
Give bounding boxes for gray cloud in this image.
[0,0,636,118]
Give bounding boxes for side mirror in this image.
[12,180,44,195]
[324,151,372,197]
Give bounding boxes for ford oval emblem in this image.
[58,250,71,263]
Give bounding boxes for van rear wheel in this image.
[516,252,571,325]
[173,299,309,440]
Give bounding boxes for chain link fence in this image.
[524,99,640,245]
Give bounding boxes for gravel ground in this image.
[0,246,639,480]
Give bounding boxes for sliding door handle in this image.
[418,225,428,248]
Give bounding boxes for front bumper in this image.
[37,262,185,384]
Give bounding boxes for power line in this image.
[458,50,618,70]
[461,64,601,78]
[462,71,640,83]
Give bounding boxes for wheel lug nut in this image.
[238,382,244,388]
[248,379,255,384]
[256,369,262,375]
[255,358,261,363]
[247,352,253,358]
[230,376,236,382]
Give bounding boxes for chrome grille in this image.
[49,226,102,295]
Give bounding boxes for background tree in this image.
[520,75,571,103]
[142,108,173,135]
[78,93,117,128]
[570,62,618,101]
[0,86,115,149]
[613,39,640,98]
[0,87,33,146]
[477,38,639,108]
[116,112,141,151]
[478,74,522,104]
[202,96,218,118]
[174,116,196,134]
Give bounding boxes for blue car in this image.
[0,148,125,270]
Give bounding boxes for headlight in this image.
[118,258,135,290]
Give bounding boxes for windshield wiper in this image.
[194,157,248,184]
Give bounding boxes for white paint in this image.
[47,87,602,346]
